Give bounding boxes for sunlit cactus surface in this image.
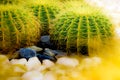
[50,3,114,55]
[0,5,40,53]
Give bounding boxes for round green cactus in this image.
[0,5,40,53]
[27,0,60,35]
[50,5,114,55]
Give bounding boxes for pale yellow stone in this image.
[25,57,41,71]
[43,71,57,80]
[10,58,27,65]
[22,71,43,80]
[56,57,79,67]
[42,59,55,68]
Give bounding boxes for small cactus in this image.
[27,0,60,35]
[0,5,40,53]
[50,4,114,55]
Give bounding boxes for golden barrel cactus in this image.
[27,0,61,35]
[50,1,114,55]
[0,5,40,53]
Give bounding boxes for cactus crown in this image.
[50,2,114,55]
[0,5,40,53]
[27,0,61,35]
[61,0,102,16]
[0,0,24,5]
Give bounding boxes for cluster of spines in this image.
[50,12,113,55]
[0,0,23,5]
[0,6,40,52]
[0,0,114,56]
[29,0,60,35]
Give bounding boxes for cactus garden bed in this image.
[0,0,120,80]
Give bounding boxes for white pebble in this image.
[13,66,26,73]
[25,57,41,71]
[22,71,43,80]
[56,57,79,67]
[42,59,55,68]
[82,58,93,64]
[81,57,93,68]
[37,60,55,72]
[10,58,27,65]
[37,65,47,72]
[81,57,101,68]
[43,71,56,80]
[91,56,101,65]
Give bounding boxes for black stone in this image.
[37,53,57,62]
[18,48,37,60]
[51,50,66,56]
[37,35,57,50]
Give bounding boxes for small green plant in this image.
[27,0,60,35]
[0,5,40,53]
[50,3,114,55]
